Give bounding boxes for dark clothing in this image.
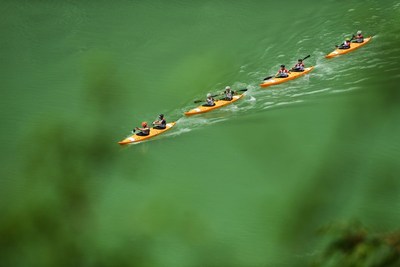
[223,90,234,101]
[292,62,304,72]
[352,34,364,43]
[276,68,289,78]
[291,68,304,72]
[204,97,215,106]
[153,118,166,129]
[338,41,351,49]
[276,73,289,78]
[153,125,166,130]
[136,131,149,136]
[134,127,150,136]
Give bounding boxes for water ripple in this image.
[291,88,331,98]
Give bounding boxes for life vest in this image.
[206,97,214,105]
[158,118,166,127]
[278,68,289,74]
[141,127,150,135]
[294,63,304,70]
[278,69,289,77]
[356,34,364,42]
[225,90,233,99]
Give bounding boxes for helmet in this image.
[207,93,212,97]
[357,30,362,35]
[141,122,147,127]
[345,38,350,41]
[281,64,285,67]
[225,86,231,90]
[298,59,303,61]
[158,114,164,119]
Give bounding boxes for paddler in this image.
[133,122,150,136]
[352,30,364,43]
[336,38,351,49]
[290,59,305,72]
[276,64,290,78]
[152,114,166,129]
[221,86,235,101]
[203,93,215,107]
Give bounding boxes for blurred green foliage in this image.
[1,1,400,267]
[0,60,128,267]
[312,221,400,267]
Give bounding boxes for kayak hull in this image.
[184,94,244,116]
[325,36,372,59]
[118,122,176,145]
[260,66,314,88]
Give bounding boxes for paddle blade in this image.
[303,55,311,60]
[193,100,203,103]
[263,76,273,81]
[237,88,248,92]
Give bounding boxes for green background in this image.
[1,0,399,266]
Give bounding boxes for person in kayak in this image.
[152,114,166,129]
[276,64,290,78]
[203,93,215,106]
[352,30,364,43]
[290,59,305,72]
[336,38,351,49]
[134,122,150,136]
[221,86,235,101]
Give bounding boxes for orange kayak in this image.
[325,36,372,59]
[260,66,314,88]
[184,94,244,116]
[118,122,176,145]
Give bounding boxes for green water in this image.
[1,0,400,266]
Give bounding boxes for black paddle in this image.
[193,89,248,103]
[262,55,311,81]
[262,75,274,81]
[301,54,311,61]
